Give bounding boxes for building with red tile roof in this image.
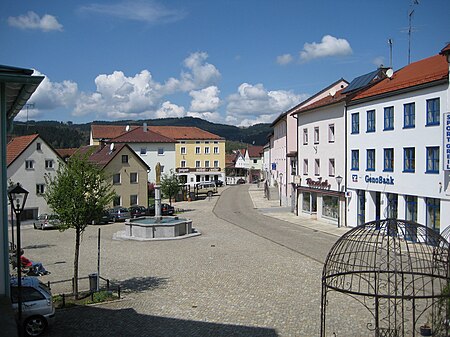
[7,134,64,219]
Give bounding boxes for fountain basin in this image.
[114,216,201,241]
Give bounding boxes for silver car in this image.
[11,276,55,336]
[107,206,131,222]
[33,214,61,230]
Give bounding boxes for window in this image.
[303,128,308,145]
[426,198,440,232]
[204,147,210,154]
[303,159,308,175]
[328,124,335,143]
[426,98,440,126]
[351,113,359,134]
[195,147,201,154]
[36,142,41,151]
[130,195,138,206]
[403,148,415,172]
[195,141,200,144]
[314,127,319,143]
[195,160,201,168]
[426,146,439,173]
[405,196,417,222]
[140,148,147,155]
[214,160,219,167]
[160,165,164,173]
[384,106,394,130]
[291,160,297,175]
[214,147,219,154]
[404,103,415,128]
[45,160,54,169]
[351,150,359,170]
[205,160,210,168]
[180,147,186,154]
[383,148,394,172]
[158,148,164,155]
[122,155,128,163]
[113,196,121,207]
[367,110,375,132]
[315,159,320,176]
[130,172,138,184]
[366,149,375,171]
[181,160,186,168]
[113,173,121,184]
[329,158,335,177]
[36,184,45,195]
[25,160,34,170]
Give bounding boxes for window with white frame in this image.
[181,160,186,168]
[329,158,335,177]
[36,184,45,195]
[195,147,201,154]
[315,159,320,176]
[303,128,308,145]
[214,160,219,167]
[303,159,308,175]
[214,147,219,154]
[36,142,41,151]
[140,148,147,155]
[180,147,186,154]
[195,160,201,168]
[25,160,34,170]
[328,124,335,142]
[204,147,210,154]
[205,160,210,168]
[314,127,319,144]
[130,172,138,184]
[45,160,54,169]
[158,148,164,155]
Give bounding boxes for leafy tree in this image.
[160,170,181,205]
[44,152,115,298]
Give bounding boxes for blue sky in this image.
[2,0,449,127]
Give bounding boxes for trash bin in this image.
[89,273,98,292]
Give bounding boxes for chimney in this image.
[143,122,147,132]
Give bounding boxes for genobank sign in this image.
[445,113,450,171]
[365,175,394,185]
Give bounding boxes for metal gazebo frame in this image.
[321,219,450,337]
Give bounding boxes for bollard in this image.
[118,285,121,299]
[47,281,51,290]
[107,279,110,291]
[62,293,65,307]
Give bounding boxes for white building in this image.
[7,134,64,220]
[346,45,450,233]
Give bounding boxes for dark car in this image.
[130,205,148,218]
[213,179,224,187]
[107,207,131,222]
[147,203,175,216]
[92,210,110,225]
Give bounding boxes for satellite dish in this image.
[386,68,394,78]
[329,89,336,97]
[125,125,130,132]
[109,143,115,152]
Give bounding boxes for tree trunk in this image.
[74,226,80,299]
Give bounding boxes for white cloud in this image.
[179,52,221,91]
[189,86,220,112]
[276,54,293,65]
[226,83,306,126]
[155,101,185,118]
[8,11,63,32]
[300,35,352,62]
[78,0,186,24]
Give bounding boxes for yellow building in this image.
[148,126,225,186]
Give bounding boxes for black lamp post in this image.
[335,176,343,228]
[8,183,29,336]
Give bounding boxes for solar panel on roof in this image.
[342,69,380,94]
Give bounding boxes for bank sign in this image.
[445,113,450,170]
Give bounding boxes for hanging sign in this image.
[444,112,450,171]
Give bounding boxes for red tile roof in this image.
[352,53,448,101]
[55,148,79,159]
[88,143,127,168]
[149,126,224,140]
[247,145,264,158]
[294,88,348,114]
[7,134,39,166]
[91,124,138,140]
[111,126,176,143]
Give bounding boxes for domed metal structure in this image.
[321,219,450,337]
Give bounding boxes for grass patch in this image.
[53,290,119,309]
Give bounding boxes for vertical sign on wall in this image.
[445,113,450,170]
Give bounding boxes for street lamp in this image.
[279,173,283,206]
[335,176,343,228]
[8,183,29,335]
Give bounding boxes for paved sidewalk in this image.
[247,184,351,237]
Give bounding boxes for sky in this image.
[1,0,449,127]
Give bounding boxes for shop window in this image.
[405,195,417,222]
[302,192,311,212]
[322,195,338,219]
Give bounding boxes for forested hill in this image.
[10,117,272,149]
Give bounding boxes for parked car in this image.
[147,203,175,216]
[195,182,217,197]
[107,207,131,222]
[236,178,246,184]
[33,214,61,230]
[130,205,148,218]
[91,210,110,225]
[213,179,224,187]
[10,276,55,337]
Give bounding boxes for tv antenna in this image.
[25,103,35,131]
[388,38,393,69]
[408,0,419,64]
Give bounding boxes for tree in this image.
[160,170,181,205]
[44,152,115,298]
